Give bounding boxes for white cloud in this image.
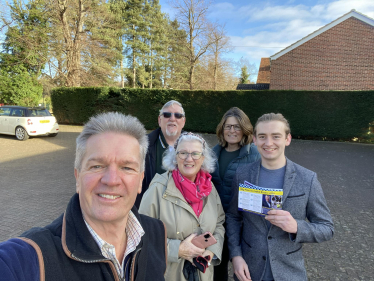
[248,4,312,22]
[324,0,374,20]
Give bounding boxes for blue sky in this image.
[159,0,374,71]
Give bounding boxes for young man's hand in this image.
[265,210,298,233]
[232,256,252,281]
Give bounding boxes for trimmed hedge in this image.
[51,87,374,140]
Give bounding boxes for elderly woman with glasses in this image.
[211,107,260,281]
[139,132,225,281]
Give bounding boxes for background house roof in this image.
[236,83,270,90]
[270,10,374,60]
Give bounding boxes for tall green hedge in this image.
[51,87,374,140]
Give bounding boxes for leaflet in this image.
[238,181,283,216]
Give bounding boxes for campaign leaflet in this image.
[238,181,283,216]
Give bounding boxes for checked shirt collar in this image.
[84,211,145,279]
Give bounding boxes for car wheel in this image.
[15,127,29,141]
[48,133,58,137]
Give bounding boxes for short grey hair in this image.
[75,112,149,172]
[162,132,216,173]
[159,100,185,115]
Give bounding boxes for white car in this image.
[0,106,59,141]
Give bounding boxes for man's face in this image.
[74,132,144,226]
[158,105,185,137]
[253,121,291,167]
[265,195,270,202]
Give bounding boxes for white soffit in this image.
[270,10,374,60]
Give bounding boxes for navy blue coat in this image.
[136,128,161,208]
[0,194,166,281]
[211,143,260,212]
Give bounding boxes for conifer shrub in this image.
[51,87,374,140]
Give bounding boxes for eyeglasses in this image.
[177,151,203,160]
[160,112,185,119]
[224,124,242,131]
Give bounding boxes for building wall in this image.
[270,17,374,90]
[256,58,271,84]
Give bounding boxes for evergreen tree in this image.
[81,1,122,86]
[163,18,189,89]
[0,0,48,105]
[237,56,257,84]
[0,64,42,106]
[1,0,50,74]
[240,66,250,84]
[123,0,149,88]
[145,0,166,88]
[109,0,128,87]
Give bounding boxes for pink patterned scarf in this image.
[172,169,212,217]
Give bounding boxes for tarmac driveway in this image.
[0,125,373,280]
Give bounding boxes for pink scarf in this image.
[172,169,212,217]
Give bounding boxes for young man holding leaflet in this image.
[226,113,334,281]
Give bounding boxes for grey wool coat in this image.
[226,158,334,281]
[139,172,225,281]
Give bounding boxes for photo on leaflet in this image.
[271,195,282,210]
[262,194,282,215]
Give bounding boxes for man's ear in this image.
[138,171,145,194]
[286,134,292,146]
[74,168,80,193]
[158,115,161,127]
[180,116,186,129]
[253,135,257,145]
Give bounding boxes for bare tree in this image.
[193,55,238,90]
[11,0,121,87]
[54,0,86,87]
[208,23,232,90]
[169,0,215,90]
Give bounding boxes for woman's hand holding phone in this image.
[178,233,205,263]
[191,231,217,249]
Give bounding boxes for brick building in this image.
[267,10,374,90]
[256,58,270,84]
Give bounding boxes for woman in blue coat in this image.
[212,107,260,281]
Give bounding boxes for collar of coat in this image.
[61,193,143,263]
[213,143,256,158]
[147,128,162,148]
[156,172,207,221]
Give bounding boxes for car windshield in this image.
[27,109,52,117]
